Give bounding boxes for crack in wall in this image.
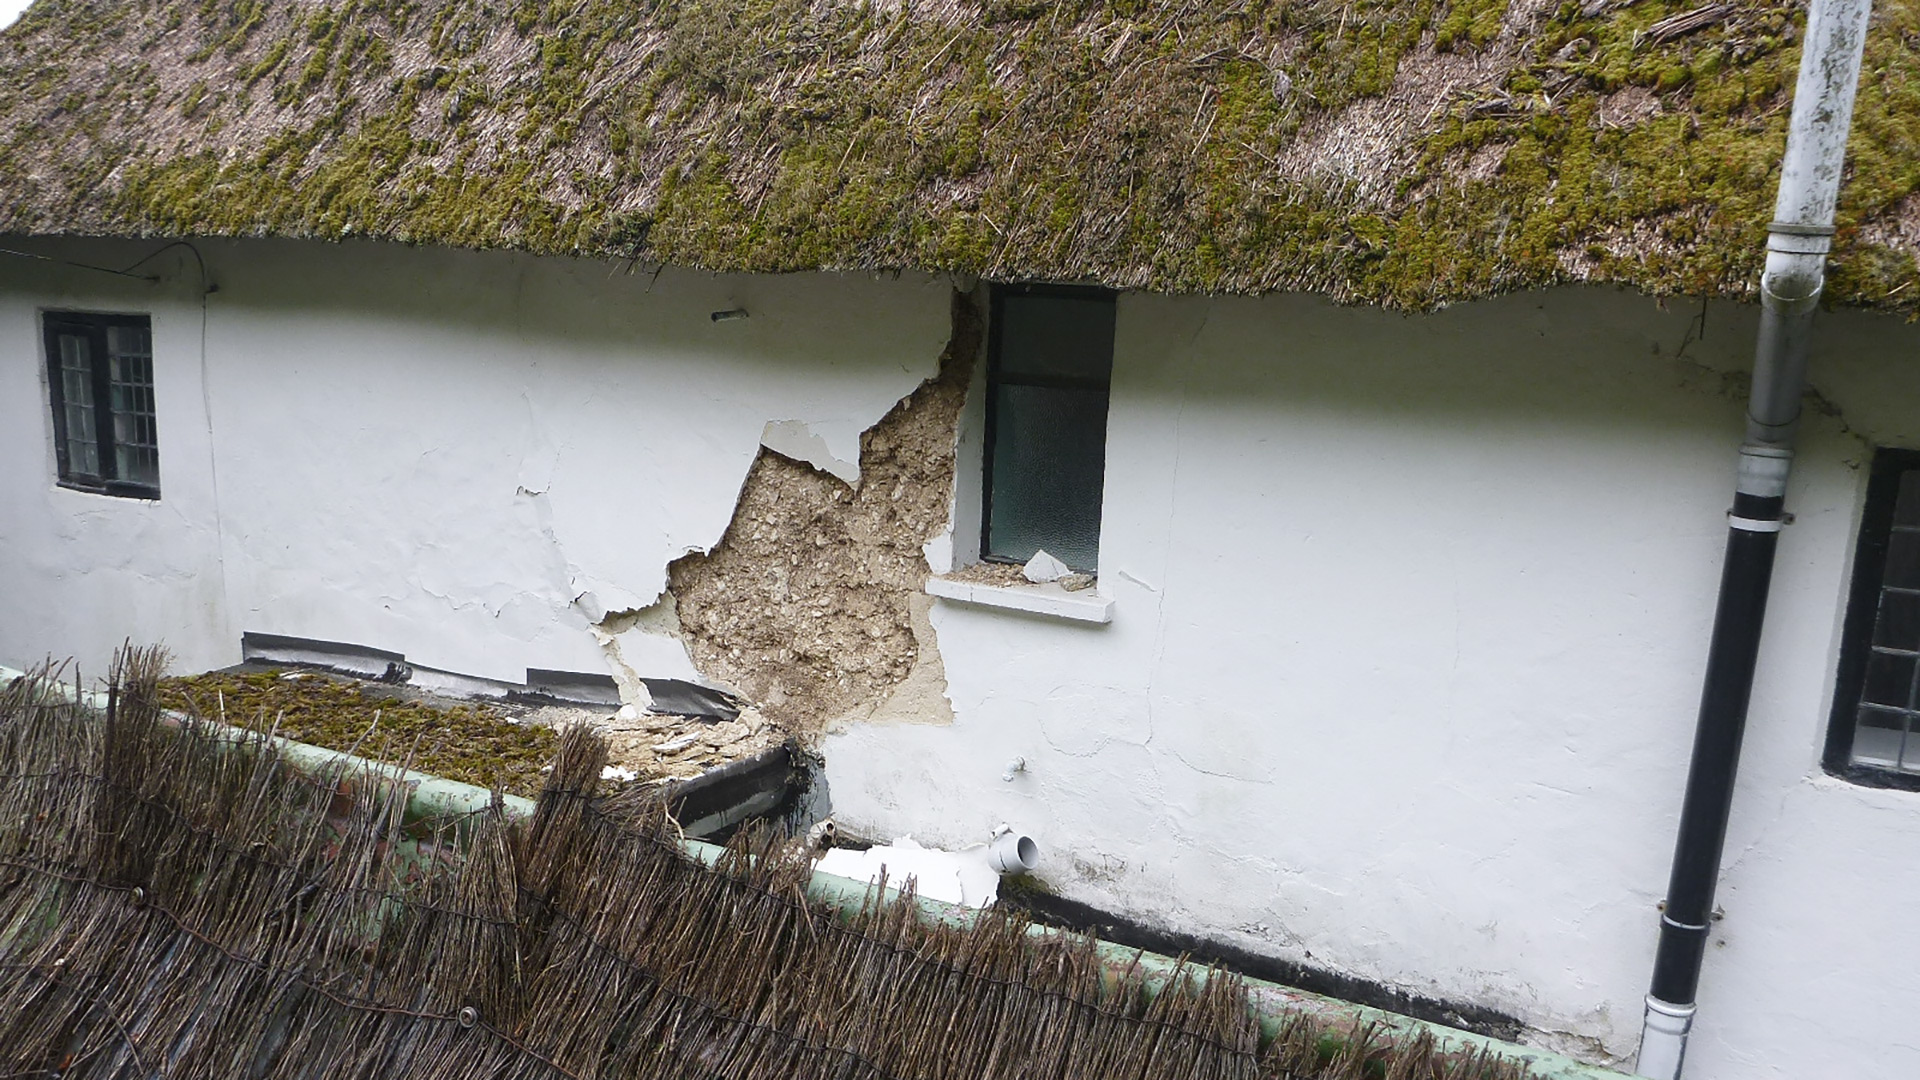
[660,291,982,734]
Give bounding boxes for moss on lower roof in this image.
[1,0,1916,309]
[158,668,559,799]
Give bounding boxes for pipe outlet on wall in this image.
[1002,756,1026,782]
[987,831,1040,875]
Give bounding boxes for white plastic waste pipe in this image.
[987,832,1040,874]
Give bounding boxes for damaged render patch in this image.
[665,292,981,733]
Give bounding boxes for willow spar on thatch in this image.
[0,652,1529,1079]
[1,0,1916,309]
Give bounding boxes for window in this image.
[42,312,159,499]
[1828,447,1920,788]
[981,285,1114,573]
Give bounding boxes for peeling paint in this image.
[759,419,862,486]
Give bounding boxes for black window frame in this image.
[41,310,161,500]
[979,282,1116,573]
[1825,446,1920,791]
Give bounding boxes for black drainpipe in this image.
[1634,0,1873,1074]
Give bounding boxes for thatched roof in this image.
[2,0,1917,308]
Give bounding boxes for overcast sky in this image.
[0,1,31,31]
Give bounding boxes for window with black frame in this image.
[1827,447,1920,787]
[42,311,160,499]
[981,285,1114,573]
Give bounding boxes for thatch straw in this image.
[0,650,1530,1080]
[3,1,1918,308]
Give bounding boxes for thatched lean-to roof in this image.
[1,0,1917,308]
[0,655,1540,1079]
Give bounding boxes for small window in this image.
[42,312,160,499]
[1828,447,1920,787]
[981,285,1114,572]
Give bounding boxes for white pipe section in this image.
[1635,0,1874,1076]
[1743,0,1874,459]
[1636,998,1696,1080]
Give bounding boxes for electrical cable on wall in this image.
[0,246,159,282]
[1,238,218,295]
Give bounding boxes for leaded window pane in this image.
[43,313,158,497]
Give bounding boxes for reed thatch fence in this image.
[0,650,1527,1080]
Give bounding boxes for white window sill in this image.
[924,576,1114,624]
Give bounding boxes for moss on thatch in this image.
[1,0,1916,309]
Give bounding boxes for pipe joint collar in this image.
[1768,219,1836,238]
[1644,996,1697,1022]
[1766,221,1835,258]
[1736,445,1794,499]
[1759,269,1825,312]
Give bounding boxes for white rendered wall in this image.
[0,247,230,675]
[0,237,950,681]
[8,236,1920,1079]
[825,287,1920,1079]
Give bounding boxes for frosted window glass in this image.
[983,289,1114,572]
[997,295,1115,381]
[986,385,1108,570]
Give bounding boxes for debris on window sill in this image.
[1021,549,1072,583]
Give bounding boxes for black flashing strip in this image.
[241,632,406,675]
[239,633,650,709]
[241,632,405,662]
[525,668,622,708]
[664,743,803,842]
[993,879,1527,1042]
[640,678,742,722]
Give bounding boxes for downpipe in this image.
[1634,0,1872,1075]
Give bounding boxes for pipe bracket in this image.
[1659,912,1710,933]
